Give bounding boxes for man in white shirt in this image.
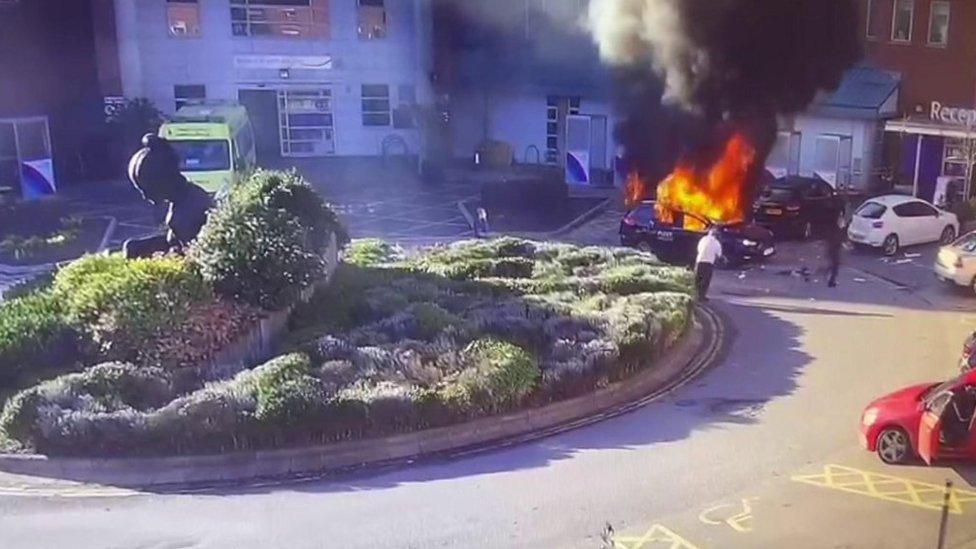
[695,227,723,301]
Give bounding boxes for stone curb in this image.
[0,306,724,490]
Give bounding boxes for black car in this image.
[753,176,841,239]
[620,201,775,267]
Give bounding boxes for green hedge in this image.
[1,237,693,456]
[52,254,210,361]
[0,292,81,389]
[190,170,346,310]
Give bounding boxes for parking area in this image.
[270,157,477,245]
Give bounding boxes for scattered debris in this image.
[853,277,867,283]
[894,259,913,265]
[904,253,922,259]
[738,273,747,279]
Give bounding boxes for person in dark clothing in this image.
[123,134,213,259]
[826,210,845,288]
[944,386,976,447]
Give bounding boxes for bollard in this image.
[938,480,953,549]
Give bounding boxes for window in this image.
[167,0,201,37]
[928,1,950,46]
[174,85,206,111]
[278,89,335,156]
[943,138,972,177]
[361,84,391,127]
[230,0,329,38]
[803,183,829,200]
[891,0,914,42]
[865,0,887,40]
[169,140,231,172]
[392,85,416,129]
[915,202,939,217]
[856,202,887,219]
[358,0,387,40]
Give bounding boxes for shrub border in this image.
[0,305,724,490]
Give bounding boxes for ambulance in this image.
[158,102,257,195]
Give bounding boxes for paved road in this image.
[4,216,976,547]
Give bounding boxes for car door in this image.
[676,212,707,265]
[801,180,829,228]
[891,203,919,245]
[918,390,953,465]
[912,201,943,244]
[818,180,840,225]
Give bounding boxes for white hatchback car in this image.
[935,231,976,294]
[847,195,959,256]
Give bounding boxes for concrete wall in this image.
[113,0,431,157]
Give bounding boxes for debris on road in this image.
[854,277,867,283]
[894,259,913,265]
[904,253,922,259]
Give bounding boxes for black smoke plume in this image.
[589,0,862,184]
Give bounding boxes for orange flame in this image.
[627,132,758,232]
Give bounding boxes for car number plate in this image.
[765,208,782,215]
[656,231,674,242]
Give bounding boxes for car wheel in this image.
[876,427,912,464]
[636,240,654,254]
[940,225,957,245]
[882,234,899,256]
[800,220,813,241]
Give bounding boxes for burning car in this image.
[620,201,775,267]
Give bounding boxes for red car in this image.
[861,370,976,464]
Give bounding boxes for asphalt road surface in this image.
[3,235,976,548]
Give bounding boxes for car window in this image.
[954,232,976,252]
[760,187,797,202]
[631,205,655,224]
[929,391,954,416]
[856,202,886,219]
[913,201,939,217]
[804,183,827,199]
[892,203,914,218]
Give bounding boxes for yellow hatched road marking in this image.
[792,464,976,515]
[613,524,700,549]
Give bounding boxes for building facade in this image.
[0,0,105,194]
[769,66,899,192]
[859,0,976,201]
[434,0,619,188]
[100,0,434,160]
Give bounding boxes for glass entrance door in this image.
[277,89,335,157]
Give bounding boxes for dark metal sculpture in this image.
[123,134,213,259]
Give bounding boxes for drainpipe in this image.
[114,0,143,98]
[912,134,923,198]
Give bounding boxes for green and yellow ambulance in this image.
[158,103,257,196]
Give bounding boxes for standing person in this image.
[826,209,846,288]
[695,227,723,301]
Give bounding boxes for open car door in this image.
[918,409,943,465]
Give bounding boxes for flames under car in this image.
[620,201,776,267]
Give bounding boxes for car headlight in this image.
[742,239,758,247]
[862,407,879,427]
